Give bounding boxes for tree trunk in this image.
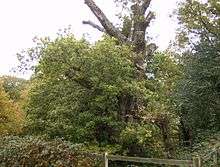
[118,94,139,122]
[84,0,156,71]
[83,0,157,122]
[180,117,193,147]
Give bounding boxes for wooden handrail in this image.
[107,154,193,166]
[78,152,193,166]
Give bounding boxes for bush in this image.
[0,136,103,167]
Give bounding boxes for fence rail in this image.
[79,144,219,167]
[106,154,193,166]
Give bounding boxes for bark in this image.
[141,0,152,15]
[118,94,139,122]
[131,1,154,55]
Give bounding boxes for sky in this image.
[0,0,179,78]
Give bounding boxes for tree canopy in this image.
[18,32,180,159]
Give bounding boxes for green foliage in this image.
[176,40,220,132]
[10,26,182,163]
[120,123,163,157]
[147,52,182,113]
[175,0,220,138]
[18,33,180,159]
[175,131,220,166]
[25,36,135,143]
[0,136,102,167]
[1,0,219,164]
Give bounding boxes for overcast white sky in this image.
[0,0,179,78]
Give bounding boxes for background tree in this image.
[176,0,220,46]
[175,0,220,143]
[0,81,24,135]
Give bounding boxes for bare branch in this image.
[82,20,105,32]
[144,11,155,28]
[84,0,128,43]
[141,0,152,14]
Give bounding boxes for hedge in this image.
[0,136,102,167]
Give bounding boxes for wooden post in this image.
[213,148,218,166]
[192,156,201,167]
[104,152,108,167]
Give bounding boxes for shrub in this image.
[0,136,103,167]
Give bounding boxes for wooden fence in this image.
[81,144,219,167]
[104,153,193,167]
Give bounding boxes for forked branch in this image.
[84,0,128,43]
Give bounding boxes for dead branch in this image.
[141,0,152,14]
[144,11,155,28]
[84,0,128,43]
[82,20,105,32]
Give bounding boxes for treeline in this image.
[0,0,219,166]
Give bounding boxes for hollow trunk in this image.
[118,94,139,123]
